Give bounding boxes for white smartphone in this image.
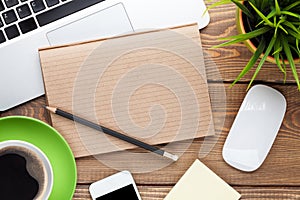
[89,171,142,200]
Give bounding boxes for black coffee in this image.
[0,153,39,200]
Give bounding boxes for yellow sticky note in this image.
[164,159,241,200]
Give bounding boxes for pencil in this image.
[45,106,178,161]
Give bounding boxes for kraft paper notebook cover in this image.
[39,23,214,158]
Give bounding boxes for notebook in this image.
[164,159,241,200]
[39,23,214,158]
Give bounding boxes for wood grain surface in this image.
[73,185,300,200]
[1,1,300,199]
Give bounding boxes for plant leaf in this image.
[231,0,253,19]
[278,24,288,35]
[275,18,287,36]
[267,9,277,19]
[275,0,281,16]
[274,51,285,74]
[283,1,300,11]
[290,46,300,58]
[273,37,285,74]
[272,46,283,55]
[230,39,266,87]
[249,2,274,27]
[247,36,276,90]
[285,28,300,40]
[281,11,300,19]
[204,0,232,15]
[282,36,300,90]
[296,39,300,54]
[280,54,287,83]
[248,0,256,5]
[260,0,269,11]
[282,21,300,33]
[213,26,271,48]
[292,22,300,25]
[256,10,276,27]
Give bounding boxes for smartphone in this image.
[89,171,142,200]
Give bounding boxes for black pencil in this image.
[45,106,178,161]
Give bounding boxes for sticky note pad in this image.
[164,159,241,200]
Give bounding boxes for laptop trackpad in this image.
[47,3,134,46]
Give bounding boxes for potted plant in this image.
[207,0,300,90]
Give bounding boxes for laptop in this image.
[0,0,210,111]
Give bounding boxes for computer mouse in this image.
[222,85,286,172]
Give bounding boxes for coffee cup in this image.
[0,140,53,200]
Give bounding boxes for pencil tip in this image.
[44,106,56,113]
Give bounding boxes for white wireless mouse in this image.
[223,85,286,172]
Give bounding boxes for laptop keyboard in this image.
[0,0,105,44]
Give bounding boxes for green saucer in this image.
[0,116,77,200]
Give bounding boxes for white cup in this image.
[0,140,53,200]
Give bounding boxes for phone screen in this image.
[96,184,140,200]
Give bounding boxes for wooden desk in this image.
[1,2,300,199]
